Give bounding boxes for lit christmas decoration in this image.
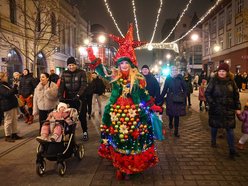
[161,0,193,43]
[103,0,124,37]
[149,0,163,44]
[132,0,140,41]
[169,0,223,43]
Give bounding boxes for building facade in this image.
[0,0,88,79]
[202,0,248,74]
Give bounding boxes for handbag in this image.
[172,93,185,103]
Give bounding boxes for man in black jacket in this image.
[58,57,88,141]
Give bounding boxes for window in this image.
[9,0,16,24]
[226,5,232,24]
[219,35,224,49]
[227,31,232,48]
[211,17,217,33]
[235,0,244,15]
[235,25,243,44]
[218,11,224,29]
[51,12,57,35]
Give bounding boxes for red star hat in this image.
[109,23,146,68]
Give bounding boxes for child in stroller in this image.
[36,102,77,142]
[36,101,84,176]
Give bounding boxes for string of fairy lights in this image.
[103,0,223,47]
[103,0,124,37]
[170,0,222,43]
[160,0,193,43]
[132,0,141,41]
[149,0,163,44]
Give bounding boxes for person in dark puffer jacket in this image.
[19,69,38,124]
[205,63,241,159]
[58,57,88,141]
[0,72,22,142]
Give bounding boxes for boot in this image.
[236,142,245,150]
[229,149,240,160]
[211,141,218,148]
[116,170,124,180]
[174,129,180,137]
[24,114,30,123]
[28,115,34,125]
[5,136,15,142]
[12,133,23,140]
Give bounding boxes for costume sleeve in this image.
[86,47,112,81]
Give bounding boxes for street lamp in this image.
[190,33,200,75]
[166,53,171,60]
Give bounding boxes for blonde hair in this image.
[111,64,145,91]
[0,72,6,81]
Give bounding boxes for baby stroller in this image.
[36,100,85,176]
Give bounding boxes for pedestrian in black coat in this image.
[141,65,160,100]
[205,63,241,159]
[0,72,22,142]
[158,66,187,137]
[58,57,89,141]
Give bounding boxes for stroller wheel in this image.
[57,162,66,176]
[36,160,46,176]
[76,144,85,160]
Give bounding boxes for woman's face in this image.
[119,61,130,72]
[40,74,49,85]
[171,67,178,77]
[218,70,227,79]
[23,69,28,76]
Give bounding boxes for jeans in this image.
[211,127,235,152]
[169,115,179,134]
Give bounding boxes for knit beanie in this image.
[67,57,76,66]
[217,63,229,72]
[57,102,68,110]
[141,65,149,70]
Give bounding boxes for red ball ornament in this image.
[120,118,125,122]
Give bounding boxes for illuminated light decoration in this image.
[169,0,223,43]
[147,44,153,51]
[149,0,163,44]
[136,43,179,53]
[161,0,193,43]
[132,0,140,41]
[103,0,124,37]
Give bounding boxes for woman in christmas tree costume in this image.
[87,24,163,179]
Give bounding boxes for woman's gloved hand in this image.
[150,104,162,113]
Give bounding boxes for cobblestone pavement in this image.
[90,92,248,186]
[0,91,248,185]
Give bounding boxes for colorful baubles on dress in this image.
[109,23,146,68]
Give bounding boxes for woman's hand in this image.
[150,104,162,113]
[236,110,241,115]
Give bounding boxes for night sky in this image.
[79,0,214,66]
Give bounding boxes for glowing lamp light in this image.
[213,44,221,52]
[166,53,171,60]
[98,35,106,44]
[83,38,90,45]
[158,60,162,65]
[162,67,170,76]
[147,44,153,51]
[191,33,199,41]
